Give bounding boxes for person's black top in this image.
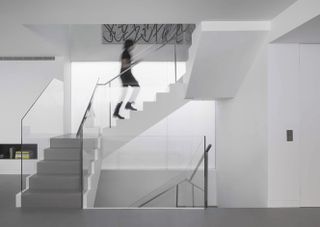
[119,49,139,87]
[121,49,131,73]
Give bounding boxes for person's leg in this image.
[130,86,140,103]
[120,86,128,102]
[113,85,128,119]
[125,83,140,111]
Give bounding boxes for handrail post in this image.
[174,25,178,83]
[192,184,195,207]
[80,126,84,208]
[109,82,112,128]
[20,119,23,194]
[204,136,208,209]
[175,184,179,207]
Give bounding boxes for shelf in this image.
[0,144,38,159]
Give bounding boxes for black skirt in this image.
[120,71,140,87]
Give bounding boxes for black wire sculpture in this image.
[102,24,195,44]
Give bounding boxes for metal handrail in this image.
[204,143,211,208]
[21,79,54,121]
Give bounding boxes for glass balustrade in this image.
[19,79,64,207]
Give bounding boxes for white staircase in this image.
[16,27,197,209]
[16,80,190,208]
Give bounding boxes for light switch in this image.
[286,130,293,142]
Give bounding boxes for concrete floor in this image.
[1,175,320,227]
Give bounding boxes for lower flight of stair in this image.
[20,135,97,208]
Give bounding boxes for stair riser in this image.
[22,193,81,208]
[44,150,80,161]
[29,176,81,191]
[50,138,81,148]
[37,162,81,175]
[50,138,98,149]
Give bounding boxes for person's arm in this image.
[121,58,130,69]
[122,58,142,70]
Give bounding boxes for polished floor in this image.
[1,175,320,227]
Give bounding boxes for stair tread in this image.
[39,160,80,163]
[24,189,81,194]
[45,147,80,150]
[31,172,89,176]
[30,174,81,178]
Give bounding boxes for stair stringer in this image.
[83,135,103,208]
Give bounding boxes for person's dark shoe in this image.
[113,113,125,119]
[113,102,125,119]
[125,102,138,111]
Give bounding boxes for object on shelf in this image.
[9,147,15,159]
[15,151,31,160]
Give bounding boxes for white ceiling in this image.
[273,15,320,44]
[0,0,298,23]
[0,0,299,57]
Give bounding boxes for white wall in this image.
[25,24,71,57]
[215,46,268,207]
[268,44,300,207]
[0,58,65,144]
[63,60,72,134]
[0,24,69,56]
[268,44,320,207]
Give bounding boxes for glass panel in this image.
[20,79,64,207]
[93,135,205,208]
[81,84,106,208]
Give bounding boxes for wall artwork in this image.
[102,24,195,45]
